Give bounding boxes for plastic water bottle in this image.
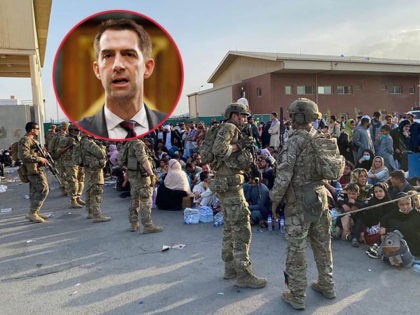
[267,215,273,231]
[413,263,420,274]
[279,217,285,234]
[213,211,224,227]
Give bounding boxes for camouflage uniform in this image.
[18,135,49,221]
[121,139,162,233]
[270,99,335,310]
[58,133,85,207]
[48,123,69,192]
[45,126,56,151]
[210,103,266,289]
[80,136,110,222]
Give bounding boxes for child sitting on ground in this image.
[334,183,366,244]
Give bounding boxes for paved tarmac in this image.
[0,167,419,315]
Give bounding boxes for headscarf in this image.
[351,168,372,201]
[370,182,391,203]
[164,159,191,193]
[369,156,385,174]
[344,119,355,141]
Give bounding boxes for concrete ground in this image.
[0,167,419,315]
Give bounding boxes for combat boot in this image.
[71,198,83,209]
[224,261,237,279]
[130,222,140,232]
[37,212,50,220]
[26,212,44,223]
[142,223,163,234]
[92,214,111,223]
[282,291,305,310]
[76,197,86,205]
[234,265,267,289]
[311,281,336,299]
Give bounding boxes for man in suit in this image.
[77,19,167,139]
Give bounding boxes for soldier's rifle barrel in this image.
[34,142,62,186]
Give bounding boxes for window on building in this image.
[388,85,402,94]
[318,86,332,94]
[336,85,352,95]
[256,87,262,97]
[409,87,415,94]
[297,85,314,95]
[285,85,292,95]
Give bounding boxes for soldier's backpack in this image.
[199,125,221,164]
[309,131,345,181]
[72,141,84,166]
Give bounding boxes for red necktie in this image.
[119,121,137,138]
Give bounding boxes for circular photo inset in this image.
[53,10,183,141]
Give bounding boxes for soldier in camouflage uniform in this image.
[80,134,111,223]
[57,124,85,208]
[210,103,267,289]
[18,122,50,223]
[45,124,56,151]
[270,98,336,310]
[48,122,69,194]
[120,139,162,233]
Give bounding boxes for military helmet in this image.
[68,124,79,132]
[224,102,250,119]
[288,98,321,124]
[60,121,70,130]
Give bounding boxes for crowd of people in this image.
[2,103,419,311]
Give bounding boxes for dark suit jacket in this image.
[76,104,167,139]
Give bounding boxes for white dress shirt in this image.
[104,104,149,139]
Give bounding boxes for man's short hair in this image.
[373,111,381,118]
[271,112,278,118]
[385,114,392,120]
[94,19,152,59]
[390,170,406,182]
[381,124,391,132]
[330,115,336,121]
[200,171,209,182]
[25,122,38,133]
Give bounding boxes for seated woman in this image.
[156,159,192,210]
[357,182,392,245]
[367,156,389,185]
[355,149,374,171]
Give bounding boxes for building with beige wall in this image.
[0,0,51,147]
[188,51,420,119]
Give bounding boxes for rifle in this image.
[242,123,260,179]
[34,142,62,186]
[279,107,285,147]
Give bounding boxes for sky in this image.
[0,0,419,122]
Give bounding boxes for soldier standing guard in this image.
[120,139,162,233]
[57,124,85,208]
[210,103,267,289]
[48,122,69,194]
[18,122,50,223]
[80,134,111,223]
[270,98,337,310]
